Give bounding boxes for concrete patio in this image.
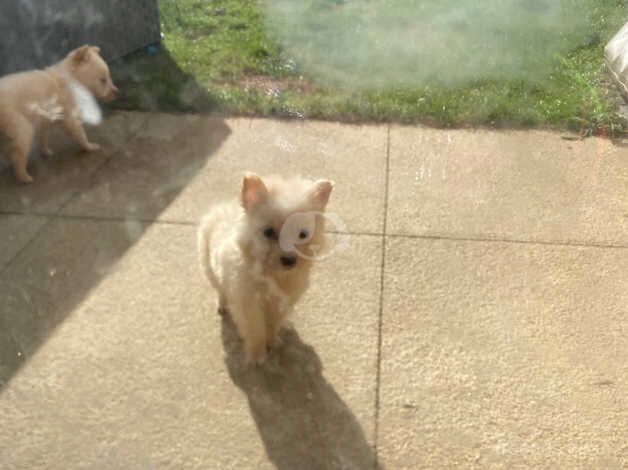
[0,112,627,469]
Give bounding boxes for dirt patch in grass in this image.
[240,75,319,95]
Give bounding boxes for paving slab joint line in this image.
[373,123,390,469]
[387,232,628,250]
[3,210,626,250]
[0,215,54,274]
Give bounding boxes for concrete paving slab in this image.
[378,237,628,469]
[0,112,146,214]
[0,214,48,268]
[63,116,388,233]
[388,127,628,245]
[0,220,379,469]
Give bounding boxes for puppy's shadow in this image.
[221,318,378,470]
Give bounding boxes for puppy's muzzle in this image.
[280,255,297,268]
[105,84,119,102]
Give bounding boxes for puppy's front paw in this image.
[217,296,228,316]
[245,341,268,365]
[84,142,101,152]
[16,173,34,184]
[267,334,283,351]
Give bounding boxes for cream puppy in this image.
[198,173,333,364]
[0,45,118,183]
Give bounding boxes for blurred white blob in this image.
[67,79,102,125]
[279,211,317,253]
[279,211,349,261]
[28,94,63,121]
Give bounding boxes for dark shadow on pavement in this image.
[221,316,379,470]
[0,111,231,390]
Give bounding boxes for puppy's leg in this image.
[205,267,228,315]
[204,269,228,315]
[10,147,33,184]
[63,117,100,152]
[7,117,35,184]
[197,225,228,315]
[40,126,53,157]
[231,300,267,364]
[266,310,285,350]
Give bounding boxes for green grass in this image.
[109,0,628,135]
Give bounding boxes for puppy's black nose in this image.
[280,256,297,268]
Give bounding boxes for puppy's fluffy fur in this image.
[198,173,333,364]
[0,45,118,183]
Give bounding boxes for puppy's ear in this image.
[241,173,268,211]
[306,180,334,209]
[90,46,101,54]
[70,45,91,65]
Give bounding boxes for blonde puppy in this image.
[0,45,118,183]
[198,173,334,364]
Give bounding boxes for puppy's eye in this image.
[299,230,309,239]
[100,77,107,85]
[263,227,277,239]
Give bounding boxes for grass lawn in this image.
[109,0,627,135]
